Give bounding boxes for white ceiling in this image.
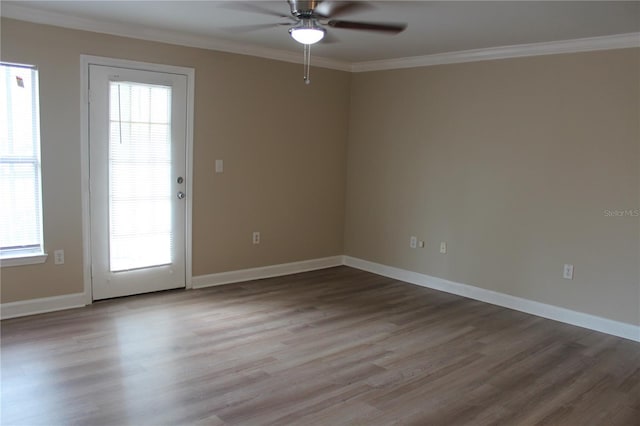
[3,1,640,66]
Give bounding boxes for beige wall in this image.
[345,48,640,325]
[0,18,350,302]
[2,18,638,328]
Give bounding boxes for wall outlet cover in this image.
[54,249,64,265]
[563,264,574,280]
[410,236,417,249]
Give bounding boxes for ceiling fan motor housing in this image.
[288,0,322,18]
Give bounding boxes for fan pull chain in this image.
[303,43,311,85]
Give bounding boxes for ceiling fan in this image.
[285,0,407,44]
[226,1,408,83]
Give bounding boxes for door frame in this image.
[80,55,195,304]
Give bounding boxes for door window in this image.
[109,81,173,271]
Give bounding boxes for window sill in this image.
[0,253,48,267]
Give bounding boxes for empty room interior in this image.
[1,1,639,425]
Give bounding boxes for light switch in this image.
[215,159,223,173]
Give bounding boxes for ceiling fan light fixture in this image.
[289,19,325,44]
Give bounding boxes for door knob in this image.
[177,191,185,199]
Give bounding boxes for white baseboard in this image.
[192,256,344,289]
[4,255,637,343]
[1,256,343,319]
[344,256,640,342]
[1,292,86,320]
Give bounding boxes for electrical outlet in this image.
[54,249,64,265]
[563,264,574,280]
[215,159,223,173]
[410,236,417,249]
[252,231,260,245]
[440,242,447,254]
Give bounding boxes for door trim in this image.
[80,55,195,304]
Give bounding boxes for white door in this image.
[89,64,187,300]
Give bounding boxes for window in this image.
[0,63,46,264]
[109,81,173,271]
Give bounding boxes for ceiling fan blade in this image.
[327,20,407,34]
[222,23,291,34]
[319,31,340,44]
[314,1,371,19]
[218,2,292,20]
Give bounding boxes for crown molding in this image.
[0,3,352,72]
[350,32,640,72]
[2,3,638,74]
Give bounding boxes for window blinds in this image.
[0,63,44,258]
[109,81,173,271]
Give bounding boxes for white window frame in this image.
[0,62,47,267]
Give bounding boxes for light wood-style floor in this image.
[2,266,639,425]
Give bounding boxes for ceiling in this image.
[2,1,639,66]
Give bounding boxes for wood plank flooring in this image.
[2,266,639,425]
